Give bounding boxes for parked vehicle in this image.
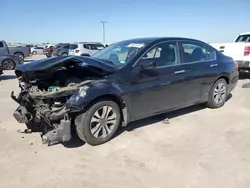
[31,47,45,55]
[53,44,70,56]
[52,43,70,56]
[210,32,250,71]
[0,54,23,75]
[68,42,105,56]
[45,46,53,58]
[0,40,30,60]
[11,37,238,146]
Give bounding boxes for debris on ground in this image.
[17,129,32,134]
[242,83,250,88]
[162,118,170,124]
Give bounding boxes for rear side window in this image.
[0,42,4,48]
[235,35,250,42]
[63,45,70,49]
[69,44,78,50]
[84,44,105,50]
[180,41,216,63]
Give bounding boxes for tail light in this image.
[234,61,238,70]
[244,46,250,56]
[75,50,79,53]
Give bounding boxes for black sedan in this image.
[12,37,238,146]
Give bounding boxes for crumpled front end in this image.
[11,57,106,145]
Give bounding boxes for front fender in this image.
[66,80,125,110]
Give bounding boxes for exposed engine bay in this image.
[11,57,109,145]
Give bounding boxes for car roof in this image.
[74,42,103,44]
[111,37,206,44]
[239,32,250,35]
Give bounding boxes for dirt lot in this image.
[1,56,250,188]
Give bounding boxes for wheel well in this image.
[14,52,24,56]
[217,76,229,84]
[86,94,128,125]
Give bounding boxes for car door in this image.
[0,41,8,55]
[178,40,220,105]
[130,41,189,120]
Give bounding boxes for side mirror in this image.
[140,61,156,71]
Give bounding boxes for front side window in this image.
[141,41,178,68]
[180,41,216,63]
[89,44,105,50]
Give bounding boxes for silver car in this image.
[31,47,45,55]
[68,42,105,56]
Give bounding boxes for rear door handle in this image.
[174,70,186,74]
[210,64,218,68]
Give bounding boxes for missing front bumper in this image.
[41,115,72,146]
[13,105,72,146]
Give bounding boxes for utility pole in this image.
[100,21,107,45]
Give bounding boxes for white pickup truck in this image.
[210,32,250,71]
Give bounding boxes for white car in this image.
[31,46,45,55]
[210,32,250,71]
[68,42,105,56]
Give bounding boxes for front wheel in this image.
[75,100,121,146]
[207,79,228,108]
[3,59,15,70]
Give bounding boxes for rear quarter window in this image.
[69,44,78,50]
[235,35,250,42]
[0,42,4,48]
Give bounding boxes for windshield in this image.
[92,40,149,68]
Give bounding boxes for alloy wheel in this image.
[213,82,227,104]
[3,60,15,70]
[90,106,117,138]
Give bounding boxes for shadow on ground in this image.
[239,72,250,80]
[0,75,16,81]
[118,93,233,137]
[62,93,233,148]
[62,130,86,148]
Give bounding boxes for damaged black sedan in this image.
[11,37,239,146]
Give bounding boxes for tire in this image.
[2,59,16,70]
[81,53,90,57]
[207,78,228,108]
[75,100,121,146]
[62,53,68,56]
[14,52,24,61]
[32,51,37,55]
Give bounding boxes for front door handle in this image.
[174,70,186,74]
[210,64,218,67]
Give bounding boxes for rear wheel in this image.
[14,52,24,61]
[2,59,15,70]
[207,78,228,108]
[62,53,68,56]
[32,51,37,55]
[75,100,121,146]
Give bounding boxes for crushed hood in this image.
[15,56,116,76]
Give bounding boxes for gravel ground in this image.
[1,55,250,188]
